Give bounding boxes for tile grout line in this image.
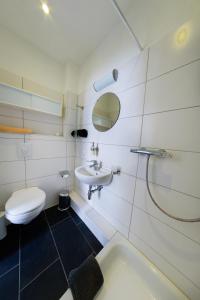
[20,258,59,292]
[50,215,71,228]
[70,216,97,255]
[73,140,200,154]
[0,264,19,280]
[147,57,200,83]
[128,48,150,240]
[75,155,200,204]
[134,204,200,247]
[44,211,69,286]
[132,231,200,292]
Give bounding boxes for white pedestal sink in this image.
[75,165,113,186]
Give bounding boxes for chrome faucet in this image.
[87,160,102,171]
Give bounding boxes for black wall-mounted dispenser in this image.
[71,129,88,138]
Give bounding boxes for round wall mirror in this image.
[92,92,120,132]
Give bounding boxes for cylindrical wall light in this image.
[93,69,118,92]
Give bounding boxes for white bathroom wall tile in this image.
[137,151,200,198]
[26,134,65,142]
[148,16,200,79]
[26,157,66,179]
[141,107,200,152]
[63,107,77,126]
[117,50,148,90]
[24,109,61,125]
[129,231,200,300]
[67,141,76,157]
[0,181,26,209]
[134,178,200,244]
[82,123,99,143]
[145,60,200,114]
[105,172,136,203]
[75,141,94,160]
[78,89,95,107]
[67,156,75,172]
[0,104,23,118]
[26,138,66,159]
[0,137,24,161]
[78,103,93,126]
[0,115,23,128]
[64,91,77,109]
[99,116,142,147]
[99,144,138,176]
[94,188,132,229]
[27,174,66,209]
[0,161,25,185]
[94,193,130,238]
[63,125,75,142]
[24,119,62,136]
[130,207,200,288]
[119,84,145,118]
[0,133,24,139]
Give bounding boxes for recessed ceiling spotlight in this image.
[42,2,50,15]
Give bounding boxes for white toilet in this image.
[5,187,46,224]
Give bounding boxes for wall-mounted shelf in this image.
[0,68,63,117]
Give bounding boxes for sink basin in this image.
[75,165,113,186]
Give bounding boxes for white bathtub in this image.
[60,233,187,300]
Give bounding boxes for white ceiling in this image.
[0,0,199,65]
[0,0,119,64]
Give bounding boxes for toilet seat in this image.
[5,187,46,224]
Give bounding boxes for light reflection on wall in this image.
[174,24,191,48]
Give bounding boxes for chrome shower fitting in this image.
[130,147,170,158]
[130,147,200,223]
[88,185,103,200]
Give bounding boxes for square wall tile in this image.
[117,49,148,89]
[141,107,200,152]
[0,137,24,162]
[0,115,23,128]
[99,116,142,147]
[145,60,200,114]
[105,172,136,203]
[119,84,145,118]
[26,138,66,159]
[94,189,132,229]
[24,119,62,136]
[26,157,66,180]
[27,174,66,208]
[99,144,138,176]
[0,161,25,185]
[134,178,200,244]
[129,232,200,300]
[130,207,200,289]
[0,181,25,209]
[137,151,200,198]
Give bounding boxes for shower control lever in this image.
[130,147,170,158]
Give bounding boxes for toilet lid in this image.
[6,187,46,216]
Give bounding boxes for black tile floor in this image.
[0,206,103,300]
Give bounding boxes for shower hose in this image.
[146,155,200,223]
